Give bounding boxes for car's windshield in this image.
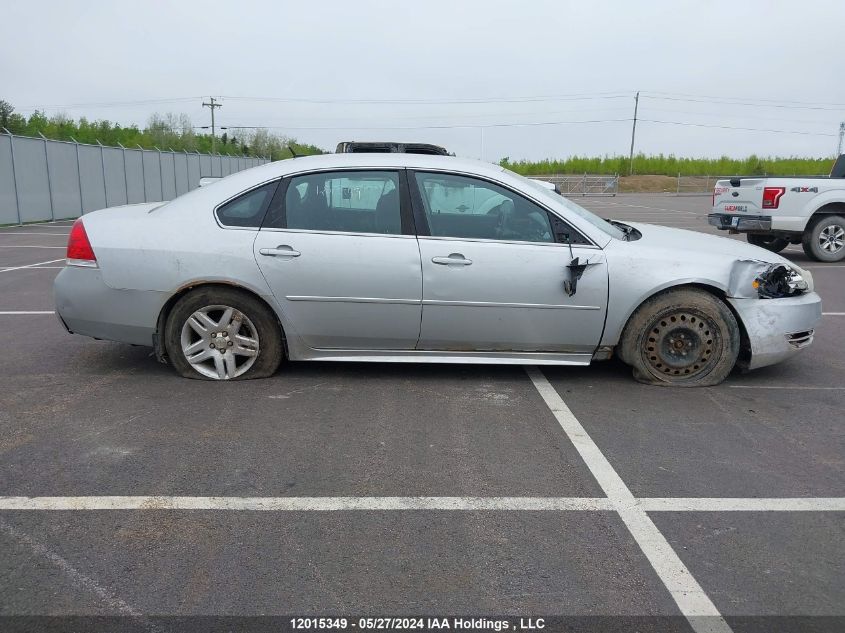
[511,171,627,240]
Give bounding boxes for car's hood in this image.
[623,221,793,267]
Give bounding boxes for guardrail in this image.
[0,130,269,225]
[528,174,618,197]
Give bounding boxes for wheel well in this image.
[810,202,845,223]
[153,282,286,364]
[618,282,751,368]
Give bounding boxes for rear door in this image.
[410,170,608,354]
[253,169,422,350]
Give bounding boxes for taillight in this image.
[66,218,98,267]
[762,187,785,209]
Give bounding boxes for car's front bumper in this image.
[708,213,772,232]
[54,266,168,347]
[728,292,822,370]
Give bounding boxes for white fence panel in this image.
[0,131,268,224]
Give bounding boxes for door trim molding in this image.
[423,299,601,310]
[284,296,601,310]
[286,295,420,305]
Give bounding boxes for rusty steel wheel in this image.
[641,308,720,380]
[619,288,740,387]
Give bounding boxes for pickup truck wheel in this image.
[619,289,740,387]
[803,215,845,262]
[165,287,283,380]
[747,234,789,253]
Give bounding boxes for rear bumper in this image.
[728,292,822,370]
[53,266,168,347]
[708,213,772,232]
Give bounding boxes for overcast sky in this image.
[2,0,843,161]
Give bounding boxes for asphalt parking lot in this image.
[0,194,842,633]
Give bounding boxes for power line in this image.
[641,94,845,112]
[16,90,845,111]
[636,106,840,127]
[222,105,634,126]
[643,90,845,108]
[219,93,633,105]
[17,97,202,109]
[639,119,838,137]
[218,117,634,131]
[215,117,836,138]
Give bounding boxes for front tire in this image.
[802,215,845,262]
[164,287,283,380]
[619,289,740,387]
[747,233,789,253]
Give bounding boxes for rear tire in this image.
[165,287,283,380]
[802,215,845,262]
[747,233,788,253]
[619,288,740,387]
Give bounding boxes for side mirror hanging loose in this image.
[564,256,589,297]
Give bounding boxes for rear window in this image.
[216,181,279,228]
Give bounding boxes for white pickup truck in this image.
[708,154,845,262]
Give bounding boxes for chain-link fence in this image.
[527,174,619,196]
[0,131,269,225]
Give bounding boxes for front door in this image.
[411,171,608,353]
[254,169,422,350]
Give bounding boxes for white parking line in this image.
[600,201,697,214]
[823,312,845,316]
[526,367,731,633]
[640,498,845,512]
[0,496,613,511]
[0,221,75,229]
[0,232,70,236]
[0,245,65,248]
[729,385,845,391]
[3,495,842,512]
[0,519,148,620]
[0,258,65,273]
[0,311,55,315]
[0,266,64,270]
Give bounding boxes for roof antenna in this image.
[288,144,299,158]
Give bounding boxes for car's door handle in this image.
[259,245,301,258]
[432,254,472,266]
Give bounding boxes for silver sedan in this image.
[54,153,822,385]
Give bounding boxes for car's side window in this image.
[413,172,554,243]
[216,181,279,228]
[268,170,402,235]
[548,213,593,246]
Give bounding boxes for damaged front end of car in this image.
[725,260,821,371]
[728,260,814,300]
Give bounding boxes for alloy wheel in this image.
[179,305,260,379]
[819,224,845,254]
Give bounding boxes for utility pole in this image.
[838,122,844,156]
[202,97,222,153]
[628,91,639,176]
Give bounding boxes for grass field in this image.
[502,154,836,177]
